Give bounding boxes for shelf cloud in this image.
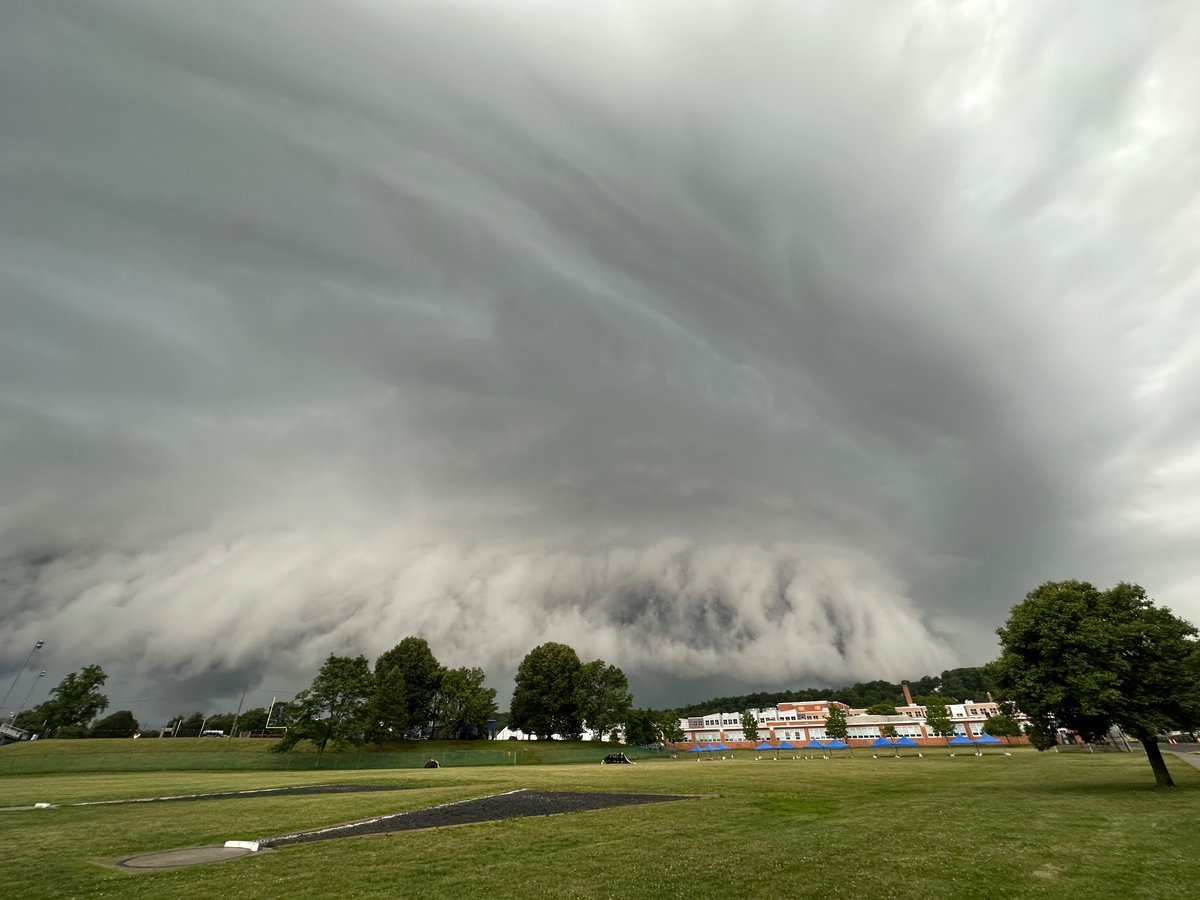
[3,1,1198,718]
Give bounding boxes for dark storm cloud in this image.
[2,1,1198,718]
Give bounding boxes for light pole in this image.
[2,639,45,719]
[14,670,46,723]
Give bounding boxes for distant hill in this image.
[673,667,995,716]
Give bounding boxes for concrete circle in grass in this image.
[116,844,268,872]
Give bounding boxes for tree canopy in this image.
[267,636,501,750]
[991,580,1200,787]
[622,708,657,746]
[366,665,409,745]
[376,637,442,734]
[435,666,497,738]
[274,654,374,760]
[740,710,759,742]
[981,713,1022,739]
[91,709,139,738]
[169,712,206,737]
[25,665,110,735]
[922,697,955,744]
[233,707,269,734]
[621,708,682,746]
[575,659,632,741]
[510,642,584,739]
[824,705,849,753]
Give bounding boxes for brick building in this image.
[679,686,1027,748]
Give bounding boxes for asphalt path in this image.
[1163,742,1200,770]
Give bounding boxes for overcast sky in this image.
[3,1,1198,726]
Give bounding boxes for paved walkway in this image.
[1164,745,1200,772]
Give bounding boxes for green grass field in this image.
[2,740,1197,899]
[0,736,666,774]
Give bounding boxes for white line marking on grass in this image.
[73,785,355,806]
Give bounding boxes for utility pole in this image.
[15,671,46,722]
[226,686,247,748]
[2,640,45,717]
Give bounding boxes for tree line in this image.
[272,638,686,758]
[273,636,497,760]
[505,641,684,746]
[19,580,1197,790]
[675,666,996,719]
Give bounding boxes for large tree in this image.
[623,709,684,747]
[923,697,956,749]
[232,707,269,735]
[376,637,442,735]
[510,642,583,739]
[202,712,238,735]
[622,708,658,746]
[12,704,49,733]
[274,654,375,761]
[365,665,409,745]
[824,704,851,755]
[40,665,109,733]
[656,711,685,747]
[991,580,1200,787]
[435,666,497,739]
[740,710,759,743]
[981,705,1023,742]
[575,659,632,741]
[170,712,205,737]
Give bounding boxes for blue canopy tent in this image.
[870,737,897,756]
[776,740,798,750]
[824,739,851,750]
[687,744,705,753]
[947,734,979,754]
[713,742,732,751]
[975,733,1002,745]
[890,735,921,755]
[798,738,825,758]
[754,741,775,752]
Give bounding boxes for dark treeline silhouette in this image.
[674,667,994,717]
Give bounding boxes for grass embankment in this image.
[2,744,1198,899]
[0,736,659,774]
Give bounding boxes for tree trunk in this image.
[316,735,329,768]
[1139,736,1174,788]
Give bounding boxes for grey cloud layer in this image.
[2,1,1198,715]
